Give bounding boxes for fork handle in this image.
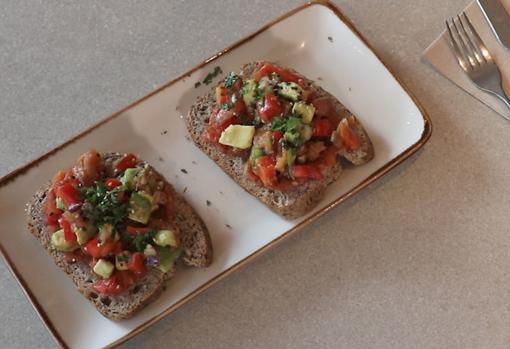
[479,85,510,121]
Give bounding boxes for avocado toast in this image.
[187,62,374,219]
[27,150,212,320]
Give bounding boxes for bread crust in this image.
[186,62,374,219]
[27,152,213,320]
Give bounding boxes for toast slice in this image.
[187,62,374,219]
[27,152,212,320]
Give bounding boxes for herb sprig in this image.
[81,182,128,230]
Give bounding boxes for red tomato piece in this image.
[93,271,137,295]
[292,165,324,180]
[116,153,138,172]
[272,130,283,142]
[58,217,77,243]
[312,118,334,138]
[105,178,122,190]
[340,121,361,151]
[257,93,284,123]
[56,182,81,207]
[84,238,122,259]
[126,226,151,235]
[128,252,146,275]
[253,63,301,84]
[254,156,278,187]
[44,188,63,229]
[246,165,259,182]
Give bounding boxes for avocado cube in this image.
[276,82,303,101]
[128,192,153,224]
[121,168,140,189]
[292,101,315,124]
[241,79,258,106]
[74,224,96,245]
[153,229,179,247]
[219,125,255,149]
[51,229,79,252]
[157,247,182,273]
[98,223,114,243]
[93,259,114,278]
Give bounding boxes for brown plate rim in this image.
[0,1,432,348]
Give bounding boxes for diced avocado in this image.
[276,82,303,101]
[241,79,258,106]
[98,223,114,243]
[153,229,179,247]
[250,147,265,160]
[257,76,273,96]
[74,224,96,245]
[93,259,114,278]
[300,125,313,141]
[51,229,79,252]
[115,251,130,271]
[55,197,65,210]
[144,244,157,256]
[284,130,302,147]
[292,101,315,123]
[219,125,255,149]
[121,168,140,189]
[157,247,182,273]
[128,192,153,224]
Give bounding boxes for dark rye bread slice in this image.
[27,153,212,320]
[186,62,374,219]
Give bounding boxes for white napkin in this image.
[423,0,510,119]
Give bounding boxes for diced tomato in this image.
[202,126,222,144]
[116,153,138,172]
[254,156,277,187]
[211,108,235,129]
[254,63,302,84]
[215,85,229,105]
[311,97,335,117]
[56,182,81,207]
[44,189,63,229]
[340,120,361,151]
[84,238,122,259]
[257,93,284,123]
[246,165,259,182]
[93,271,136,295]
[128,252,146,275]
[272,130,283,142]
[292,165,324,180]
[105,178,122,190]
[58,217,77,243]
[231,98,246,116]
[127,226,151,235]
[312,118,334,138]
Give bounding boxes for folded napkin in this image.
[423,0,510,119]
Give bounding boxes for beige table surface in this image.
[2,0,509,348]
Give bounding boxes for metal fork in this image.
[446,12,510,118]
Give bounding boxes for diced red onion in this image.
[145,256,159,267]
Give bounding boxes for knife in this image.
[477,0,510,49]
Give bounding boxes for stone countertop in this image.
[3,0,509,348]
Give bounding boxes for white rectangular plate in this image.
[0,2,431,348]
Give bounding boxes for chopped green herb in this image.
[223,72,238,88]
[194,82,201,88]
[121,229,157,252]
[202,66,223,85]
[81,182,128,231]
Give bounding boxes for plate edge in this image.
[0,1,433,349]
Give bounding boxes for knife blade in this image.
[477,0,510,49]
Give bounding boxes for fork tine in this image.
[456,14,484,65]
[461,12,491,62]
[451,17,477,69]
[446,19,471,71]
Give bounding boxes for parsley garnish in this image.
[81,182,128,231]
[223,72,238,88]
[203,66,223,85]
